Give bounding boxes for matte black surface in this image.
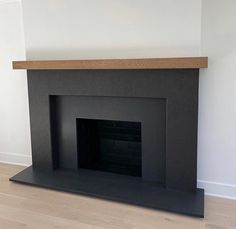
[10,166,204,217]
[10,69,203,217]
[50,96,166,183]
[27,69,198,192]
[77,119,142,177]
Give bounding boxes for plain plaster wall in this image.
[21,0,201,59]
[1,0,235,199]
[0,0,31,165]
[197,0,236,199]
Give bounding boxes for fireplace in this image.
[10,57,208,217]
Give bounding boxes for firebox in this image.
[77,119,142,177]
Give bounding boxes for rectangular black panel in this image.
[10,166,204,217]
[50,95,166,184]
[27,69,198,192]
[77,118,142,177]
[10,69,203,217]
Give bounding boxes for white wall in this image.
[197,0,236,199]
[21,0,201,59]
[1,0,235,199]
[0,0,31,165]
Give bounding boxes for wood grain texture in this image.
[0,163,235,229]
[12,57,208,70]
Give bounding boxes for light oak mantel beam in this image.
[12,57,208,70]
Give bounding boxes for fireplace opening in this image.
[77,118,142,177]
[50,95,166,183]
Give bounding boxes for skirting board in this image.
[1,154,235,200]
[198,180,236,200]
[0,152,32,166]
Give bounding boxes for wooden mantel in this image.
[12,57,208,70]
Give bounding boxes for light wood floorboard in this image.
[0,163,235,229]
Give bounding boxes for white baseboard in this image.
[0,152,32,166]
[0,152,235,200]
[198,180,236,200]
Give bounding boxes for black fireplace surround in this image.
[10,67,204,217]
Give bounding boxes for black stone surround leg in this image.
[10,69,204,217]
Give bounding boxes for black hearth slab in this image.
[10,166,204,217]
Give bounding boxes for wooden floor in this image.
[0,163,235,229]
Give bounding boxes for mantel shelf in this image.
[12,57,208,70]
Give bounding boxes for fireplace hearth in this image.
[10,57,208,217]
